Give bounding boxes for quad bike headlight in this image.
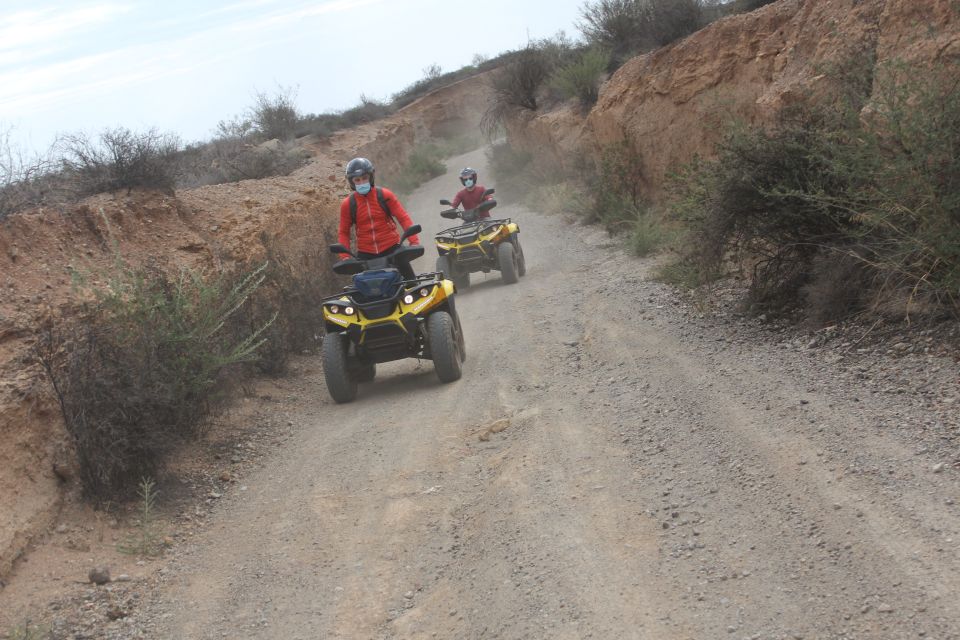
[403,294,415,304]
[419,287,431,297]
[344,306,355,315]
[329,304,339,314]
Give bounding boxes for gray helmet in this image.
[345,157,375,191]
[459,167,477,185]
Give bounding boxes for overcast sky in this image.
[1,0,586,155]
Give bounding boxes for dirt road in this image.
[132,149,960,639]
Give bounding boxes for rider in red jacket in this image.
[450,167,493,218]
[338,157,420,279]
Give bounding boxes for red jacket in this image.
[451,184,492,218]
[338,187,419,257]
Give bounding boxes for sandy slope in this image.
[108,148,960,639]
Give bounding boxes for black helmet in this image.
[345,157,375,191]
[459,167,478,186]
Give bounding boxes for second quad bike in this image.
[321,224,465,404]
[435,188,526,289]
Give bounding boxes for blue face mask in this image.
[464,179,474,188]
[355,182,372,195]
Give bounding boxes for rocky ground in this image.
[2,147,959,639]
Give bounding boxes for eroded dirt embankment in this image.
[506,0,960,200]
[0,75,490,580]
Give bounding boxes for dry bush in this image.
[231,231,337,376]
[249,87,300,141]
[549,47,611,108]
[178,138,308,187]
[801,251,873,325]
[481,47,553,137]
[36,259,272,500]
[578,0,705,69]
[730,0,778,13]
[58,128,181,196]
[481,36,581,137]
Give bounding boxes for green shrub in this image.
[628,208,673,256]
[529,181,592,218]
[549,48,611,108]
[671,59,960,318]
[391,144,447,194]
[6,620,49,640]
[58,128,181,196]
[37,252,274,500]
[116,477,163,557]
[589,137,647,228]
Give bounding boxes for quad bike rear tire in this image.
[322,333,358,403]
[428,311,463,383]
[498,241,519,284]
[356,361,376,383]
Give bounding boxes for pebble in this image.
[88,566,111,585]
[933,463,946,473]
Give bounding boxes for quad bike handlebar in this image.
[439,191,498,223]
[329,224,424,275]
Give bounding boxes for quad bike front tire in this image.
[437,256,470,290]
[322,333,358,403]
[498,241,519,284]
[515,238,527,277]
[428,311,463,383]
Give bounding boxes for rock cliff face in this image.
[506,0,959,200]
[0,75,489,579]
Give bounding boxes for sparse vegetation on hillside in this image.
[0,129,61,219]
[58,128,182,196]
[488,137,675,257]
[482,35,582,136]
[669,59,960,320]
[577,0,713,71]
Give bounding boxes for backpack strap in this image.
[349,187,394,226]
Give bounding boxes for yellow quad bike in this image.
[435,188,526,289]
[321,225,466,404]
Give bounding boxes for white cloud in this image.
[0,0,386,117]
[0,4,130,55]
